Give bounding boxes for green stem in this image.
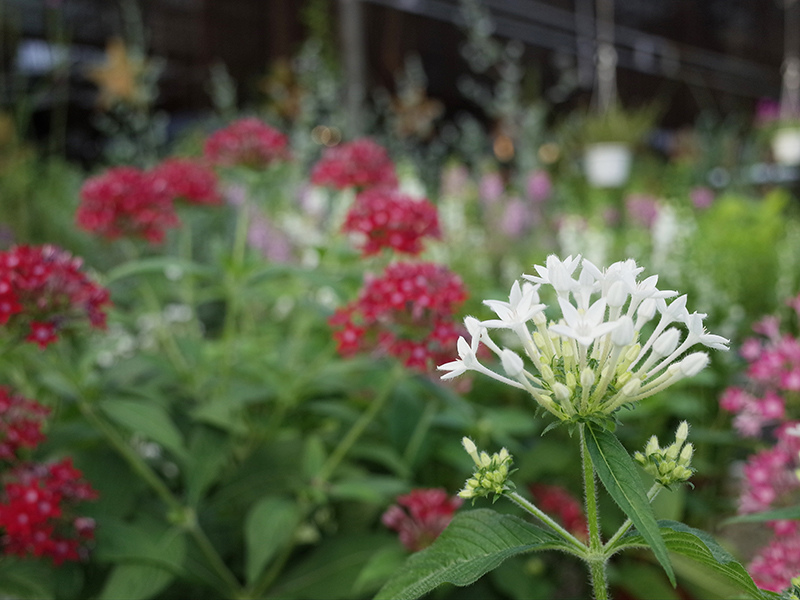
[78,401,181,511]
[78,400,242,596]
[604,483,662,553]
[580,424,609,600]
[506,491,587,556]
[316,363,402,483]
[403,398,438,468]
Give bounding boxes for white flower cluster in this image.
[439,255,729,422]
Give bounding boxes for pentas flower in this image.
[0,244,111,348]
[738,423,800,515]
[381,488,462,552]
[0,387,49,462]
[529,483,588,540]
[77,166,178,244]
[439,255,728,426]
[342,187,441,256]
[329,261,467,371]
[150,158,221,206]
[310,138,398,190]
[749,535,800,593]
[203,117,290,168]
[0,458,98,565]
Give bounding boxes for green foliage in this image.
[375,509,566,600]
[684,189,793,322]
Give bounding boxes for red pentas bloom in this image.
[150,158,222,206]
[382,488,462,552]
[203,117,290,167]
[76,166,179,244]
[0,387,49,462]
[329,261,468,371]
[342,187,441,256]
[0,458,98,565]
[310,138,398,190]
[529,483,589,541]
[0,244,111,348]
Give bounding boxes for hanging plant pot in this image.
[771,127,800,166]
[583,142,632,188]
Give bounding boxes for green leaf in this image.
[95,518,187,600]
[583,425,674,586]
[352,545,408,594]
[375,509,568,600]
[270,533,395,600]
[245,496,301,585]
[185,426,230,507]
[0,558,54,599]
[723,505,800,524]
[100,398,188,462]
[104,256,212,284]
[329,476,409,504]
[621,520,766,600]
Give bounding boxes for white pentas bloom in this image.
[438,255,729,425]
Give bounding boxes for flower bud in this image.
[500,348,525,378]
[607,281,628,308]
[611,316,635,346]
[553,382,571,402]
[653,328,680,356]
[580,367,596,389]
[679,352,709,377]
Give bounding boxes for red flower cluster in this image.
[0,387,49,462]
[150,158,221,206]
[0,244,110,348]
[77,158,224,244]
[342,187,441,256]
[77,167,178,244]
[329,262,467,371]
[382,488,462,552]
[310,138,398,190]
[0,458,98,565]
[203,117,290,167]
[529,483,589,541]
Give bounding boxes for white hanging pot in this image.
[771,127,800,166]
[583,143,632,188]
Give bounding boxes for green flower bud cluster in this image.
[458,437,516,503]
[781,576,800,600]
[633,421,694,488]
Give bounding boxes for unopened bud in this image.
[501,348,525,377]
[653,328,680,356]
[553,382,571,403]
[581,367,596,389]
[607,281,628,308]
[679,352,709,377]
[612,316,635,346]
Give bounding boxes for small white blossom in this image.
[439,255,728,424]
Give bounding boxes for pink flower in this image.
[499,198,534,238]
[478,172,504,205]
[529,483,588,541]
[0,458,98,564]
[150,158,221,206]
[382,488,462,552]
[77,167,178,244]
[204,118,289,168]
[329,262,468,372]
[0,245,111,347]
[625,194,661,229]
[748,535,800,592]
[342,188,440,256]
[525,170,552,204]
[689,186,714,210]
[310,138,397,191]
